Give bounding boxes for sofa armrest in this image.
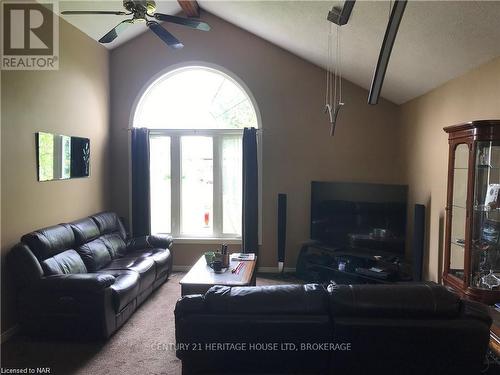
[175,294,205,317]
[33,273,115,293]
[460,299,492,326]
[126,234,173,251]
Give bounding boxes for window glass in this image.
[134,67,257,129]
[181,136,213,236]
[222,136,242,235]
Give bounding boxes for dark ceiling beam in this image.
[327,0,356,26]
[177,0,200,17]
[368,0,407,105]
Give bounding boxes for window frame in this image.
[150,128,244,241]
[131,63,262,244]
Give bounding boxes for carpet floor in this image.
[1,273,298,375]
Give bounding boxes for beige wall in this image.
[1,20,110,333]
[109,12,403,269]
[400,56,500,282]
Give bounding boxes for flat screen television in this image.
[310,181,408,255]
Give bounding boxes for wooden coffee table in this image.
[180,255,257,296]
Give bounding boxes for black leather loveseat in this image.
[175,283,492,374]
[8,212,173,339]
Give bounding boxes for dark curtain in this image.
[242,127,258,254]
[131,128,151,237]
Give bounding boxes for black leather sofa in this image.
[175,283,492,375]
[8,212,173,339]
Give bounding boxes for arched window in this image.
[134,66,259,239]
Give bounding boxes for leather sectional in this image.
[8,212,173,339]
[175,283,492,374]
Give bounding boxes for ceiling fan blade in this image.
[99,20,133,44]
[147,21,184,49]
[62,11,129,16]
[153,13,210,31]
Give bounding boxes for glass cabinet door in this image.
[449,143,469,280]
[471,141,500,290]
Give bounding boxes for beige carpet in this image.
[1,273,298,375]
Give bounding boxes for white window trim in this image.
[151,129,244,240]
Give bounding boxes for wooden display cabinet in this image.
[443,120,500,304]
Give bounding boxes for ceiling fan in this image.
[61,0,210,49]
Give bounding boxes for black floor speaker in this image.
[277,193,287,272]
[412,204,425,281]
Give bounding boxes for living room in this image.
[1,1,499,374]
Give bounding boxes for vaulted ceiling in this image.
[58,1,500,104]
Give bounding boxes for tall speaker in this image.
[277,194,287,273]
[412,204,425,281]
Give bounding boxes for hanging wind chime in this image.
[324,22,344,137]
[324,0,355,136]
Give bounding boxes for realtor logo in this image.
[1,1,59,70]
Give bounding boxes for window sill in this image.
[173,237,242,245]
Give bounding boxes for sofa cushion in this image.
[328,284,461,319]
[97,269,140,312]
[103,257,156,292]
[76,239,112,272]
[205,284,328,315]
[36,273,115,292]
[91,212,127,240]
[41,249,87,276]
[21,224,75,261]
[100,233,127,259]
[126,234,173,251]
[68,218,100,245]
[126,248,171,279]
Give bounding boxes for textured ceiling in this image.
[57,1,500,104]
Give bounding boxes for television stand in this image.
[295,241,412,284]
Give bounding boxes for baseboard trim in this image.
[172,265,296,273]
[1,324,19,343]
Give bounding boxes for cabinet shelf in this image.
[473,205,500,212]
[306,263,394,284]
[477,164,500,169]
[456,164,500,170]
[444,120,500,305]
[296,243,411,285]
